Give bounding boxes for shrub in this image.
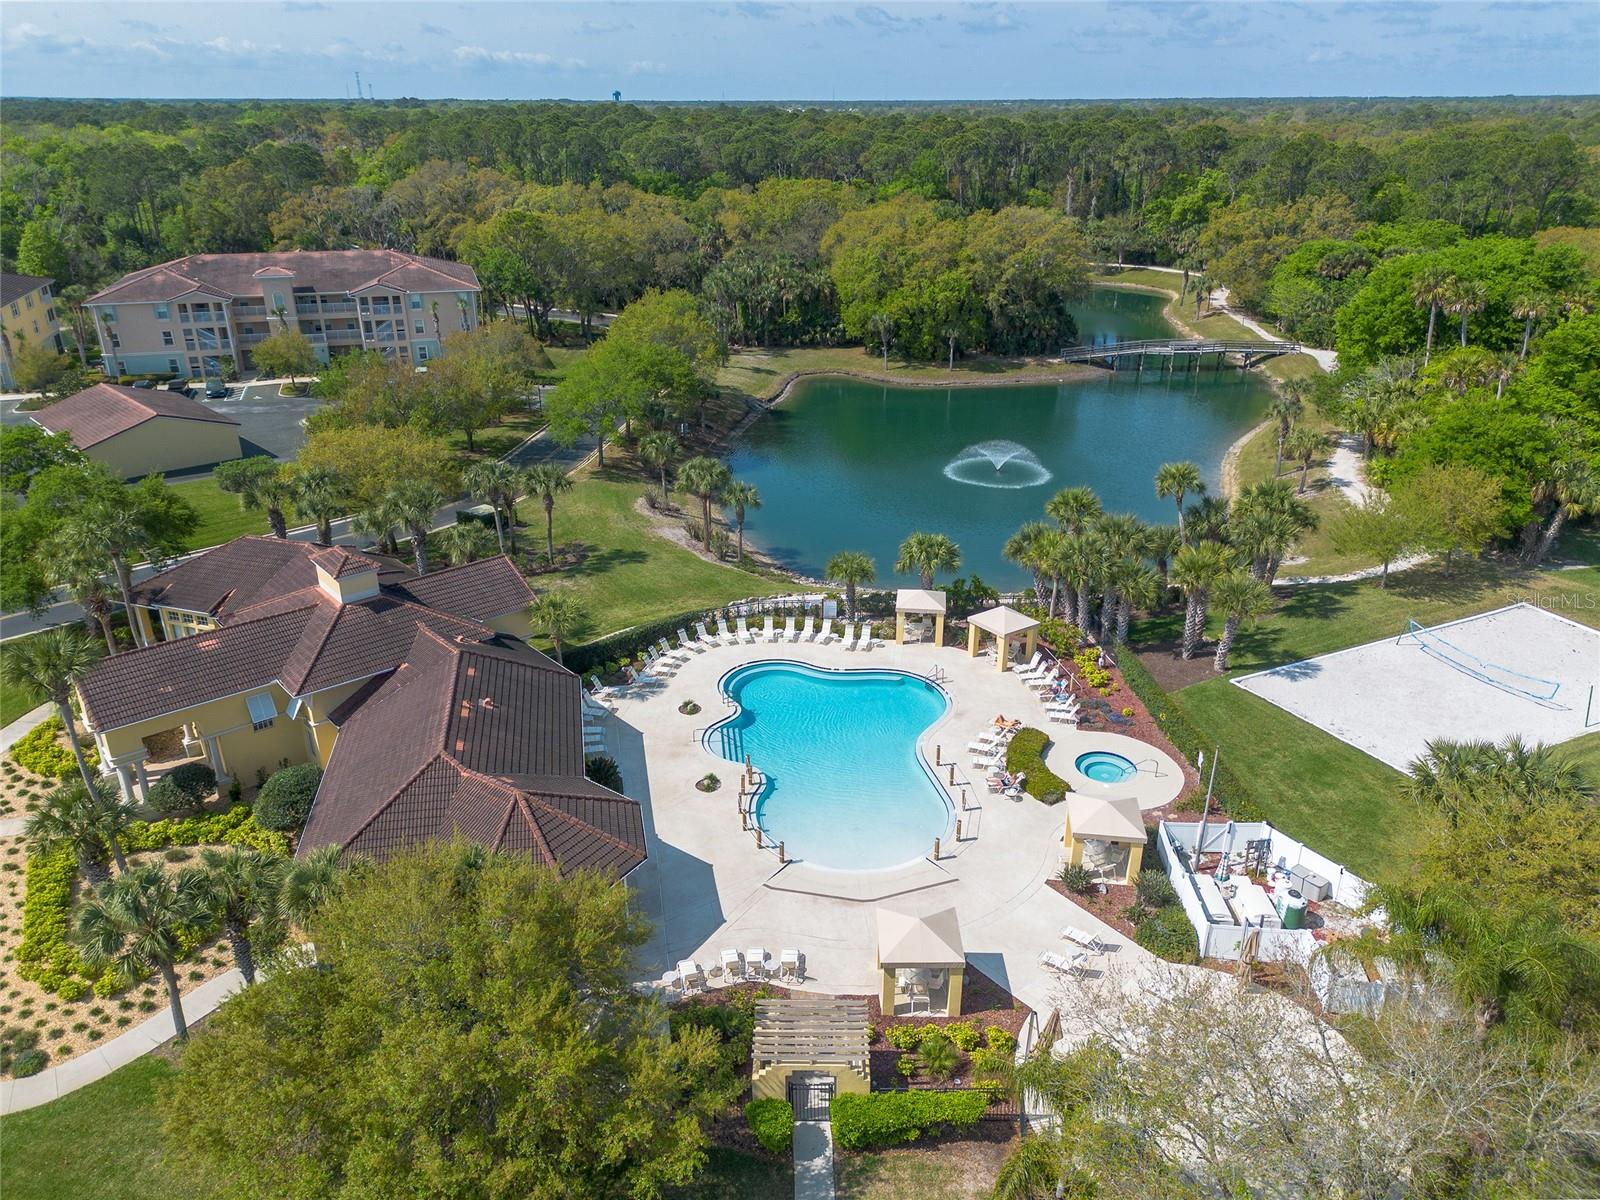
[121,803,290,856]
[1005,729,1070,804]
[884,1023,923,1051]
[254,763,322,832]
[919,1030,960,1080]
[15,847,86,991]
[968,1047,1009,1079]
[55,978,87,1002]
[165,762,217,802]
[563,608,714,676]
[1134,868,1178,910]
[896,1054,916,1078]
[8,717,98,779]
[584,754,624,792]
[146,777,195,817]
[1134,905,1199,965]
[944,1021,980,1051]
[832,1090,990,1150]
[1057,862,1097,894]
[696,773,720,793]
[984,1026,1016,1055]
[744,1098,794,1155]
[11,1048,48,1077]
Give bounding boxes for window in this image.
[416,345,429,362]
[408,294,422,310]
[168,358,179,373]
[30,321,39,335]
[45,307,56,322]
[155,304,169,320]
[246,693,277,730]
[24,294,33,309]
[272,292,285,310]
[162,330,174,346]
[40,285,50,300]
[189,357,201,372]
[414,320,424,335]
[8,304,17,318]
[102,306,116,322]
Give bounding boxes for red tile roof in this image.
[30,384,240,449]
[300,628,644,876]
[87,250,479,305]
[308,545,385,579]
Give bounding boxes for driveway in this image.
[195,381,322,460]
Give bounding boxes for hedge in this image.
[744,1098,795,1155]
[1113,650,1264,821]
[563,608,711,677]
[254,763,322,833]
[1133,904,1200,965]
[9,716,98,779]
[122,803,290,856]
[832,1089,991,1149]
[1005,728,1070,804]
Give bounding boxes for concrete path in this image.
[0,702,53,752]
[1209,286,1339,373]
[793,1120,835,1200]
[0,967,245,1114]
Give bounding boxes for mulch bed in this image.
[518,542,590,575]
[1132,638,1221,693]
[859,965,1030,1091]
[1045,878,1140,941]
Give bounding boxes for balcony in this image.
[317,301,356,314]
[324,328,365,344]
[234,304,268,317]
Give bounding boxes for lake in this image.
[723,287,1273,588]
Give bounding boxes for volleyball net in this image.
[1397,618,1564,706]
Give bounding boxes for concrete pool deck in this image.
[602,634,1177,1014]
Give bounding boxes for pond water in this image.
[723,288,1273,588]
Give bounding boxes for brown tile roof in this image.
[308,545,385,579]
[300,628,644,877]
[129,536,413,618]
[1,272,52,306]
[30,384,240,449]
[87,250,479,306]
[391,556,533,624]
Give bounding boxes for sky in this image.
[1,1,1596,102]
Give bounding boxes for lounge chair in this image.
[1038,949,1089,978]
[719,948,744,980]
[779,948,803,984]
[658,637,691,664]
[782,616,799,642]
[694,621,719,648]
[586,676,620,708]
[678,959,706,995]
[855,623,874,652]
[677,628,702,655]
[1004,771,1028,799]
[818,618,837,644]
[840,621,857,650]
[745,948,771,981]
[736,617,756,643]
[762,615,778,641]
[1061,926,1108,954]
[799,615,817,641]
[717,617,738,645]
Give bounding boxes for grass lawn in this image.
[521,469,785,640]
[835,1141,1014,1199]
[716,345,1093,404]
[667,1148,792,1198]
[167,476,269,550]
[0,676,43,727]
[0,1057,215,1200]
[446,408,546,461]
[1555,730,1600,778]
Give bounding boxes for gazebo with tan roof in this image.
[966,604,1039,671]
[894,589,946,645]
[876,905,966,1016]
[1063,793,1147,883]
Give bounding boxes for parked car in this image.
[130,379,154,389]
[163,379,196,398]
[204,378,229,399]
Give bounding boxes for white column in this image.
[114,763,136,804]
[203,735,231,787]
[135,761,151,803]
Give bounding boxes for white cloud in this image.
[454,45,584,69]
[627,59,667,75]
[3,22,91,54]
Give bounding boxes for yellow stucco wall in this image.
[82,416,241,479]
[751,1062,871,1102]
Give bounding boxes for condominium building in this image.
[0,272,65,390]
[84,249,481,379]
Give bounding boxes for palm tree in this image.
[1267,382,1306,478]
[352,496,403,556]
[1210,571,1273,672]
[1112,560,1162,646]
[826,551,876,621]
[277,844,347,927]
[1092,513,1144,636]
[437,521,497,566]
[894,532,961,590]
[1003,522,1054,610]
[1533,458,1597,565]
[3,626,102,791]
[218,463,295,540]
[1154,461,1205,543]
[723,480,761,563]
[678,456,732,551]
[523,462,574,566]
[76,504,153,647]
[1142,523,1182,595]
[75,864,211,1041]
[1044,486,1102,534]
[528,592,583,665]
[1171,541,1233,660]
[26,779,131,885]
[1511,292,1551,360]
[462,459,521,554]
[291,466,344,545]
[190,847,285,986]
[867,311,895,368]
[46,534,120,655]
[1231,480,1316,584]
[636,430,680,504]
[1410,267,1453,366]
[1284,427,1329,494]
[1444,277,1487,348]
[1061,531,1100,636]
[386,481,446,575]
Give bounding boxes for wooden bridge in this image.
[1058,338,1301,372]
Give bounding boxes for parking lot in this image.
[193,380,323,460]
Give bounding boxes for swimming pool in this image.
[705,661,952,871]
[1075,750,1139,784]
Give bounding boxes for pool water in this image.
[706,662,951,871]
[1075,751,1138,784]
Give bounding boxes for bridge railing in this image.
[1058,338,1299,361]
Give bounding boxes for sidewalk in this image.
[0,967,245,1114]
[793,1120,835,1200]
[0,702,52,752]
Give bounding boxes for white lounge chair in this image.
[840,621,857,650]
[677,628,702,655]
[694,621,718,648]
[779,948,802,983]
[745,948,771,981]
[586,676,620,708]
[818,618,837,644]
[855,623,874,652]
[1061,926,1108,954]
[717,617,738,645]
[782,616,799,642]
[1038,949,1089,978]
[658,637,690,664]
[678,959,706,995]
[799,615,817,641]
[736,617,756,643]
[719,948,744,980]
[762,615,778,641]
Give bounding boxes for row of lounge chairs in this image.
[1015,651,1080,726]
[668,946,804,995]
[681,615,882,651]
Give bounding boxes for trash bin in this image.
[1279,889,1308,930]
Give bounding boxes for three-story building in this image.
[84,249,481,379]
[0,272,65,390]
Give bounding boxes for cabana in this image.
[876,905,966,1016]
[1064,794,1146,883]
[966,605,1039,671]
[894,589,947,645]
